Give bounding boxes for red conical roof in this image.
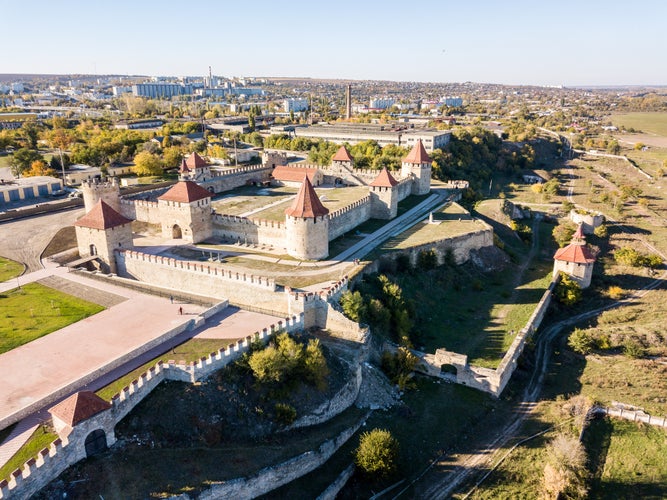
[75,200,132,230]
[403,139,431,164]
[554,243,596,264]
[332,145,353,162]
[49,391,111,427]
[370,167,398,187]
[285,176,329,218]
[158,181,212,203]
[185,152,207,169]
[179,158,190,173]
[572,224,585,242]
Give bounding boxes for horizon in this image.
[3,0,667,86]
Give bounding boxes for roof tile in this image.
[332,145,353,162]
[158,181,212,203]
[74,200,132,230]
[49,391,111,427]
[272,166,318,183]
[285,176,329,219]
[403,139,431,164]
[370,167,398,187]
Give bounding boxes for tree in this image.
[553,222,576,248]
[355,429,399,479]
[133,151,163,176]
[542,434,588,499]
[555,273,583,306]
[162,146,184,169]
[9,148,43,177]
[24,160,56,177]
[606,140,620,155]
[340,290,365,322]
[303,339,329,390]
[568,328,595,355]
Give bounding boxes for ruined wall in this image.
[328,196,371,240]
[198,418,367,500]
[115,250,286,313]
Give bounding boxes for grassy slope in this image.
[0,282,104,354]
[611,112,667,137]
[0,425,57,482]
[0,256,24,282]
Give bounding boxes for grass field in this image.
[0,425,57,483]
[95,337,243,401]
[0,283,104,354]
[585,418,667,499]
[0,257,24,282]
[611,112,667,137]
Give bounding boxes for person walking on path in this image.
[178,306,183,315]
[170,295,174,304]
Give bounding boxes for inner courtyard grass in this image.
[0,425,57,483]
[0,257,24,282]
[0,283,104,354]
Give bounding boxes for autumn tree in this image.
[133,151,163,176]
[9,148,43,177]
[355,429,399,479]
[542,434,588,499]
[24,160,56,177]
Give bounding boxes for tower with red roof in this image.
[284,176,329,260]
[401,139,432,195]
[74,200,133,273]
[179,152,211,182]
[157,180,213,243]
[553,224,596,288]
[369,167,399,219]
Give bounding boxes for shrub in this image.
[274,403,297,425]
[542,434,588,499]
[553,222,576,248]
[606,285,625,300]
[555,273,583,306]
[623,338,645,359]
[340,290,365,322]
[381,347,418,390]
[417,249,438,270]
[593,224,608,238]
[355,429,399,479]
[568,328,595,355]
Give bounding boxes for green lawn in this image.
[0,257,24,282]
[0,425,57,483]
[0,283,104,354]
[96,337,243,401]
[611,112,667,137]
[585,418,667,499]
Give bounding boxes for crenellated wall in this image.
[119,198,159,222]
[201,164,272,194]
[115,250,285,313]
[328,196,372,240]
[0,315,305,500]
[212,213,286,248]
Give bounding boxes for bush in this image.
[355,429,399,479]
[568,328,595,355]
[555,273,583,306]
[340,290,365,322]
[417,249,438,270]
[274,403,297,425]
[623,338,645,359]
[593,224,608,238]
[553,222,576,248]
[606,285,625,300]
[381,347,418,390]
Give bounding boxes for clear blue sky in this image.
[4,0,666,86]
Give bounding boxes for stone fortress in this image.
[77,140,436,264]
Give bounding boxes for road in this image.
[0,207,83,272]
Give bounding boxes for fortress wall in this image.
[395,177,413,202]
[203,165,272,194]
[198,418,366,500]
[328,196,372,240]
[116,250,285,311]
[1,312,305,500]
[212,214,286,248]
[119,199,160,222]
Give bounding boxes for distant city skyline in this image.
[4,0,666,86]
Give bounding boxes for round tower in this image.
[285,176,329,260]
[81,177,121,214]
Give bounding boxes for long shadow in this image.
[582,416,613,492]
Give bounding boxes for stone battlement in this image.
[328,196,371,220]
[212,164,270,178]
[81,177,119,190]
[118,250,276,290]
[120,198,158,208]
[0,313,304,499]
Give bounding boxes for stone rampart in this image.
[1,313,305,499]
[202,165,272,194]
[288,364,362,429]
[328,196,372,240]
[316,464,355,500]
[593,406,667,428]
[212,213,286,248]
[198,416,367,500]
[116,250,284,312]
[410,275,558,397]
[395,177,413,202]
[119,198,159,222]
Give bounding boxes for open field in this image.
[0,256,24,282]
[611,112,667,137]
[585,418,667,499]
[0,283,105,354]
